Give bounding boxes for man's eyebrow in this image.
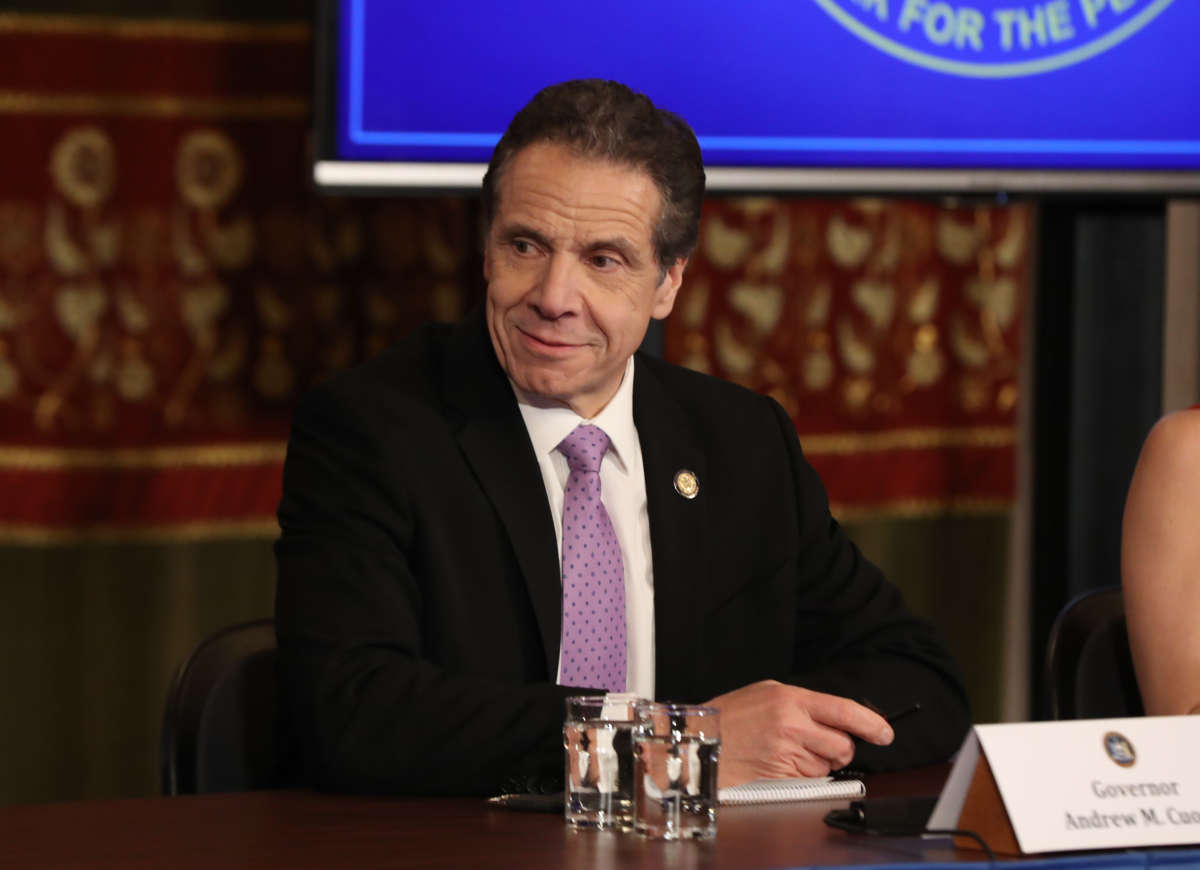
[497,223,552,249]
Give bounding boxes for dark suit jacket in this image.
[275,312,970,795]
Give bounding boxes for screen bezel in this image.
[309,1,1200,198]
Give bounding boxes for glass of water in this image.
[632,702,721,840]
[563,694,641,830]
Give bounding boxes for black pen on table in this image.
[487,791,563,812]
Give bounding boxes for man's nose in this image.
[530,254,579,318]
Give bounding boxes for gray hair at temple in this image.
[481,79,706,276]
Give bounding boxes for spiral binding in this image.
[719,777,866,806]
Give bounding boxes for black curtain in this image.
[1031,201,1165,717]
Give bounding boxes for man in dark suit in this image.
[275,80,969,796]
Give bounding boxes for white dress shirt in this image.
[512,356,655,699]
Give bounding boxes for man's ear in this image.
[651,257,687,320]
[482,243,492,283]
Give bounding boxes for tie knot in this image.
[557,424,611,473]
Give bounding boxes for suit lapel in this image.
[633,358,710,702]
[441,314,562,678]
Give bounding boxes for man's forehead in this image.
[494,143,662,237]
[504,141,652,184]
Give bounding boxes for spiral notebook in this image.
[718,776,866,806]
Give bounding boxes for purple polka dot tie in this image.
[557,424,627,692]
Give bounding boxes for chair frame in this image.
[160,617,278,796]
[1044,585,1143,720]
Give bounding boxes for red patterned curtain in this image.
[0,14,471,541]
[665,198,1029,517]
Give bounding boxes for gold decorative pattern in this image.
[666,198,1027,509]
[0,91,308,120]
[800,425,1014,456]
[176,130,244,211]
[0,13,309,42]
[671,199,1026,420]
[0,518,280,545]
[0,122,470,448]
[49,127,116,209]
[0,12,475,533]
[831,497,1012,522]
[0,442,287,470]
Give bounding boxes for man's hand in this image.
[704,680,894,788]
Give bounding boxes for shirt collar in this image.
[512,356,637,473]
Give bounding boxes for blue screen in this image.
[335,0,1200,171]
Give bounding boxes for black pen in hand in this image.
[833,702,922,780]
[877,702,921,726]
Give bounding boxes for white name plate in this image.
[929,717,1200,855]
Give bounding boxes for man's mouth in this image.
[516,327,583,354]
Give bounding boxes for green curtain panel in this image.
[845,514,1010,726]
[0,538,275,804]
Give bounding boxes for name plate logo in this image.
[1105,732,1136,767]
[812,0,1176,78]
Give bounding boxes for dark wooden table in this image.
[1,766,980,869]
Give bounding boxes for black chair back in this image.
[161,618,281,795]
[1044,586,1144,720]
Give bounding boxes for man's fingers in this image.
[707,681,899,787]
[799,690,893,745]
[784,720,856,771]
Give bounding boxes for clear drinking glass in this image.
[563,694,641,830]
[632,702,721,840]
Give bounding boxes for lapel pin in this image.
[673,469,699,500]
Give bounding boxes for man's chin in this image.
[510,371,578,405]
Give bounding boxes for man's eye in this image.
[512,239,535,254]
[590,254,617,269]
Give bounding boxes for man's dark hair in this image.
[481,79,706,275]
